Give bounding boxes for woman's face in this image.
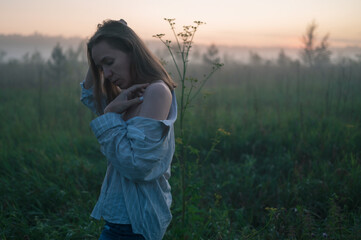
[91,40,132,89]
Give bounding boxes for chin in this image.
[119,84,127,89]
[115,82,126,89]
[122,83,132,89]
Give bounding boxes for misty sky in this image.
[1,0,360,47]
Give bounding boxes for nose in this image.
[103,67,113,80]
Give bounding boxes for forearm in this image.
[80,80,99,114]
[90,114,171,182]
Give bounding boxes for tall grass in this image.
[0,48,361,239]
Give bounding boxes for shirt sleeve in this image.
[80,81,105,115]
[90,113,174,182]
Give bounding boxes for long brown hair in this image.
[87,19,176,115]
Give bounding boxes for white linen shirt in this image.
[80,82,177,240]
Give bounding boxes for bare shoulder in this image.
[139,81,172,120]
[144,81,172,99]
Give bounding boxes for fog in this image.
[1,33,360,65]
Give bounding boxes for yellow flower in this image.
[217,128,231,136]
[175,137,183,145]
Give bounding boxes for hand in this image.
[83,68,94,89]
[104,83,149,114]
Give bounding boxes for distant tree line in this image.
[1,21,360,89]
[0,41,87,88]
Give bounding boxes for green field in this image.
[1,54,361,239]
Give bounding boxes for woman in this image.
[80,19,177,240]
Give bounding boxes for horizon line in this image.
[1,31,360,49]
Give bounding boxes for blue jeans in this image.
[98,222,145,240]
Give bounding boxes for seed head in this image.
[153,34,165,39]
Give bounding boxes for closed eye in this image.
[102,58,114,66]
[94,57,113,71]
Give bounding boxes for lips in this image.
[112,79,121,86]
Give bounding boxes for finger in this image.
[127,91,140,100]
[127,83,149,93]
[125,97,144,108]
[127,84,148,99]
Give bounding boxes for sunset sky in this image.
[1,0,360,48]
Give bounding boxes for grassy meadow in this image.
[0,48,361,239]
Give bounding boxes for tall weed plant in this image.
[154,18,224,238]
